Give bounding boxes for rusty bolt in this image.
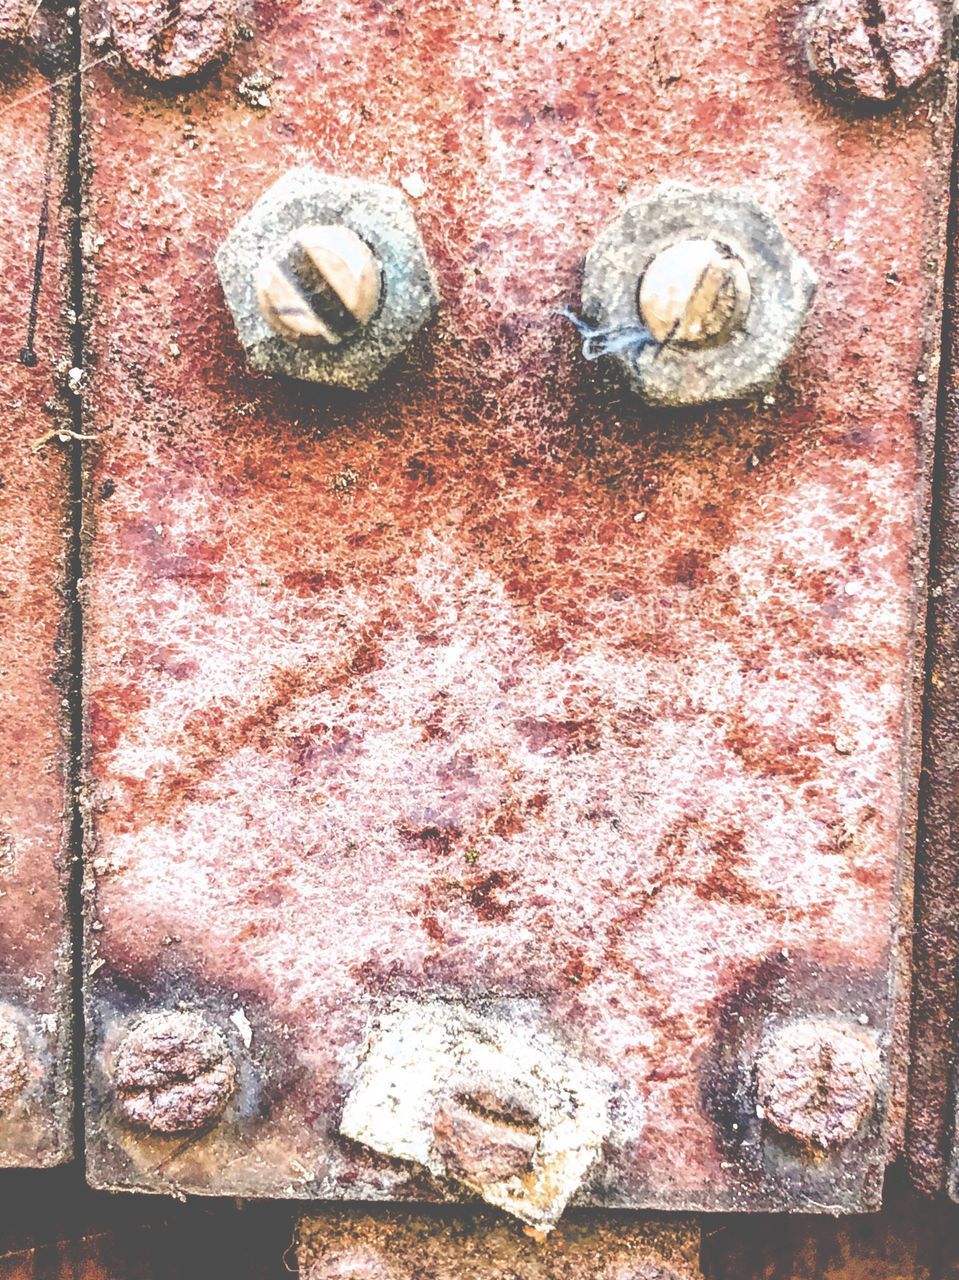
[803,0,944,103]
[638,238,752,346]
[580,186,815,407]
[755,1018,882,1149]
[112,1009,237,1134]
[256,224,382,347]
[107,0,237,81]
[216,168,439,390]
[432,1088,540,1183]
[0,1009,29,1112]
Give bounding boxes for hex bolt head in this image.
[432,1088,540,1182]
[0,1010,29,1113]
[107,0,237,81]
[755,1018,881,1149]
[802,0,944,103]
[217,168,439,390]
[111,1009,237,1135]
[638,237,751,346]
[256,224,382,347]
[580,185,816,407]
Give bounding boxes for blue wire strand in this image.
[556,306,661,375]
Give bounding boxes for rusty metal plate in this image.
[80,0,954,1212]
[0,14,76,1167]
[297,1209,700,1280]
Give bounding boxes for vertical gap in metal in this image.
[908,46,959,1195]
[64,0,87,1165]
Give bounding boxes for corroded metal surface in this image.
[908,108,959,1201]
[80,0,954,1209]
[298,1208,701,1280]
[0,20,75,1165]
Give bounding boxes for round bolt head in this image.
[580,185,816,407]
[638,237,751,346]
[756,1018,881,1149]
[216,168,439,390]
[107,0,237,81]
[803,0,944,103]
[0,1009,29,1113]
[256,224,382,347]
[111,1008,237,1135]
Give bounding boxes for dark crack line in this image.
[64,0,87,1169]
[18,91,59,367]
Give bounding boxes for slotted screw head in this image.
[756,1018,881,1149]
[579,185,815,406]
[216,168,439,389]
[256,224,382,347]
[803,0,944,103]
[107,0,237,81]
[432,1087,540,1183]
[111,1009,238,1134]
[638,237,751,346]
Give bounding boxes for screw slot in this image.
[432,1088,541,1183]
[256,224,383,348]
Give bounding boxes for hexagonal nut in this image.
[216,168,439,390]
[579,185,816,407]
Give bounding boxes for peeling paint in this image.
[340,999,612,1231]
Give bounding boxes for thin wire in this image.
[0,47,121,121]
[556,306,661,374]
[24,0,43,33]
[19,80,58,366]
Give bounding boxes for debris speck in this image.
[401,172,427,199]
[332,467,359,492]
[230,1006,253,1048]
[238,70,276,111]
